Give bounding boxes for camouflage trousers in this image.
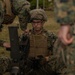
[0,55,11,75]
[54,0,75,25]
[53,36,75,75]
[24,58,57,75]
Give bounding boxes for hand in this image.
[24,29,29,35]
[45,56,49,62]
[58,25,73,45]
[3,42,10,48]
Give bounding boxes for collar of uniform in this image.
[29,28,47,35]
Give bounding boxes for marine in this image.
[20,9,57,75]
[0,9,57,75]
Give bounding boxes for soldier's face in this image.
[32,20,44,31]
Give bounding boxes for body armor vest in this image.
[28,34,48,58]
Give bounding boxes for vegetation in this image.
[29,0,54,9]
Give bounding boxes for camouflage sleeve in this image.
[19,33,29,43]
[0,55,11,74]
[47,32,57,51]
[52,39,67,73]
[18,10,30,31]
[47,39,67,73]
[54,0,75,25]
[19,33,30,52]
[18,1,30,31]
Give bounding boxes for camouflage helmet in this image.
[30,9,47,22]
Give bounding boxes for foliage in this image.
[29,0,54,10]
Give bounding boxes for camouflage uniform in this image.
[0,40,11,75]
[0,0,30,30]
[11,0,30,30]
[54,0,75,75]
[20,9,57,75]
[20,28,57,75]
[0,54,11,75]
[54,0,75,25]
